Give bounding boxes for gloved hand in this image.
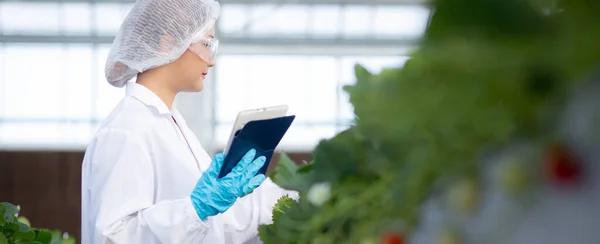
[190,149,267,220]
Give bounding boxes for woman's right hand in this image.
[190,149,266,220]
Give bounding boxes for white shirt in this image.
[81,83,296,244]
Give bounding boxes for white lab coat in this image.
[81,83,297,244]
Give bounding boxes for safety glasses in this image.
[188,37,219,63]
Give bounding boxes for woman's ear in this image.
[158,35,175,53]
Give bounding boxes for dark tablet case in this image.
[218,115,296,178]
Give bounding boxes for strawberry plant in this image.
[0,202,75,244]
[258,0,600,243]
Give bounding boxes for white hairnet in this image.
[105,0,221,87]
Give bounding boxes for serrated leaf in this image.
[270,153,314,192]
[272,195,296,223]
[262,197,317,243]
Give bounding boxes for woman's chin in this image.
[183,79,204,92]
[193,83,204,92]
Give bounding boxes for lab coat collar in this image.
[126,82,172,115]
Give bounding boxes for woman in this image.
[80,0,296,243]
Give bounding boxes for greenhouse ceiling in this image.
[0,0,425,5]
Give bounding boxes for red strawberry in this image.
[545,144,581,185]
[381,232,404,244]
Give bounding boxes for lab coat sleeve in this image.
[88,128,210,244]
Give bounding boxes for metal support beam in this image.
[0,0,426,5]
[0,34,418,55]
[0,35,115,44]
[0,34,417,45]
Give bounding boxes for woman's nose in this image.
[209,58,216,67]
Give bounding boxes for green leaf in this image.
[296,163,314,174]
[272,200,315,242]
[7,222,21,232]
[311,127,380,183]
[0,203,19,220]
[14,230,36,241]
[14,241,42,244]
[258,224,281,244]
[48,231,63,244]
[17,217,31,228]
[271,195,296,223]
[2,230,14,240]
[0,234,8,244]
[354,64,372,82]
[0,204,70,244]
[17,223,30,232]
[61,239,75,244]
[0,203,17,227]
[269,153,314,192]
[259,194,318,243]
[34,230,53,244]
[60,236,75,244]
[0,205,6,227]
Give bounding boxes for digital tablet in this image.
[223,105,289,155]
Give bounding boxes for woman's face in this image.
[174,27,218,92]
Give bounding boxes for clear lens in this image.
[211,39,219,59]
[188,37,219,63]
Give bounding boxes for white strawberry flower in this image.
[307,182,332,206]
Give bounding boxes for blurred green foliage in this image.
[258,0,600,243]
[0,202,75,244]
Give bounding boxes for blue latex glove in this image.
[190,149,266,220]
